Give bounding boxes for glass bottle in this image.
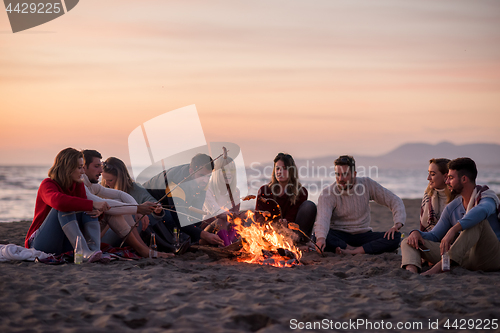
[74,235,83,264]
[149,233,158,259]
[442,252,450,271]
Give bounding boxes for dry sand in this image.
[1,199,500,333]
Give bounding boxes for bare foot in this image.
[405,264,419,274]
[157,252,175,259]
[336,246,365,255]
[421,260,445,275]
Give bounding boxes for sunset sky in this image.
[1,0,499,167]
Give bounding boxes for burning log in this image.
[193,210,305,268]
[191,240,243,260]
[277,248,297,260]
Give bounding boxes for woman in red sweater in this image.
[25,148,109,262]
[255,153,316,241]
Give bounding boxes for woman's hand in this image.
[200,230,225,246]
[93,201,110,212]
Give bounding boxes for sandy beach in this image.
[1,199,500,333]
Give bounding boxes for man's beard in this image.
[89,177,98,184]
[450,183,463,196]
[337,182,353,191]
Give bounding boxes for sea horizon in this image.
[1,164,499,223]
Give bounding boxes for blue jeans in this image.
[325,229,401,254]
[32,208,97,255]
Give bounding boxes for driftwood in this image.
[191,240,243,260]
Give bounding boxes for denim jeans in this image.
[325,229,401,254]
[32,208,97,255]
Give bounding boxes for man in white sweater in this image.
[82,150,171,258]
[314,155,406,255]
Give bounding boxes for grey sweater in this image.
[314,177,406,239]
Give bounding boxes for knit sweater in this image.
[82,174,138,215]
[314,177,406,239]
[25,178,93,248]
[420,188,448,232]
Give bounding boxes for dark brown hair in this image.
[269,153,302,205]
[82,149,102,167]
[448,157,477,182]
[334,155,355,172]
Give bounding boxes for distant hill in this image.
[294,142,500,170]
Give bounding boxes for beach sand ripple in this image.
[1,200,499,332]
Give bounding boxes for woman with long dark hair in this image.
[25,148,109,262]
[255,153,316,240]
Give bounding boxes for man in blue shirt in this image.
[401,157,500,275]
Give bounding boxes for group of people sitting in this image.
[25,147,500,275]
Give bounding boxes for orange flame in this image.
[231,210,302,267]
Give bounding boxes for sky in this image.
[0,0,499,167]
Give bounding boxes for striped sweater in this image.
[314,177,406,239]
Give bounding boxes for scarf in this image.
[466,185,500,216]
[420,189,447,232]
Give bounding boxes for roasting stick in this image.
[118,205,209,248]
[220,147,237,230]
[221,147,236,209]
[241,195,325,257]
[119,153,227,248]
[156,151,227,205]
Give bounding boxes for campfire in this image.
[232,210,302,267]
[194,210,303,268]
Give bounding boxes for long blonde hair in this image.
[48,148,83,191]
[101,157,134,193]
[425,158,454,203]
[269,153,302,205]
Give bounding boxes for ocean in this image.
[1,165,499,223]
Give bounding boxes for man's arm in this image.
[459,198,497,230]
[415,204,455,242]
[91,183,137,205]
[314,188,335,251]
[439,197,498,254]
[367,178,406,227]
[85,188,138,216]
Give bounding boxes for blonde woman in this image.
[101,157,180,256]
[25,148,109,262]
[420,158,455,232]
[101,157,164,216]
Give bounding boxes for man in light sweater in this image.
[314,155,406,255]
[82,150,172,258]
[402,157,500,275]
